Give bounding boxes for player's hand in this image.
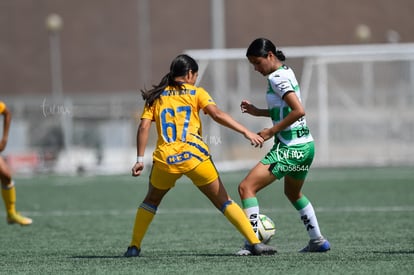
[244,131,264,148]
[240,100,256,115]
[132,162,144,177]
[257,128,275,141]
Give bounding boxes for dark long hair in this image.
[141,54,199,106]
[246,38,286,61]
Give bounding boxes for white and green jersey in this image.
[266,65,313,145]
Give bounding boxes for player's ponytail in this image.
[141,73,169,106]
[275,50,286,61]
[141,54,198,106]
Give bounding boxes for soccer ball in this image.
[257,214,276,244]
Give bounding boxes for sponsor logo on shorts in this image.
[166,151,192,164]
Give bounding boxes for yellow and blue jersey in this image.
[141,83,216,173]
[0,101,6,114]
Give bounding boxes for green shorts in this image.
[261,141,314,180]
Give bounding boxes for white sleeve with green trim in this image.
[266,65,313,145]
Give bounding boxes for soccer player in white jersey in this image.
[236,38,330,255]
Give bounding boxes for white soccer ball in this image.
[257,214,276,244]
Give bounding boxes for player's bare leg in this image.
[198,177,276,255]
[236,163,276,255]
[125,183,170,257]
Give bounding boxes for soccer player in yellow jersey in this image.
[124,54,276,257]
[0,101,32,225]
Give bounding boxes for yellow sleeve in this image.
[140,103,155,121]
[0,101,6,114]
[197,87,216,110]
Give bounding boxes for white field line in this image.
[2,205,413,217]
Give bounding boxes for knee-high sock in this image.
[241,197,260,238]
[293,195,322,240]
[222,200,260,245]
[1,181,16,215]
[130,202,157,248]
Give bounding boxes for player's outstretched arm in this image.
[203,104,264,147]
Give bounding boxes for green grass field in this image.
[1,167,413,274]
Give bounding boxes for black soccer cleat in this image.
[124,246,141,257]
[251,242,277,255]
